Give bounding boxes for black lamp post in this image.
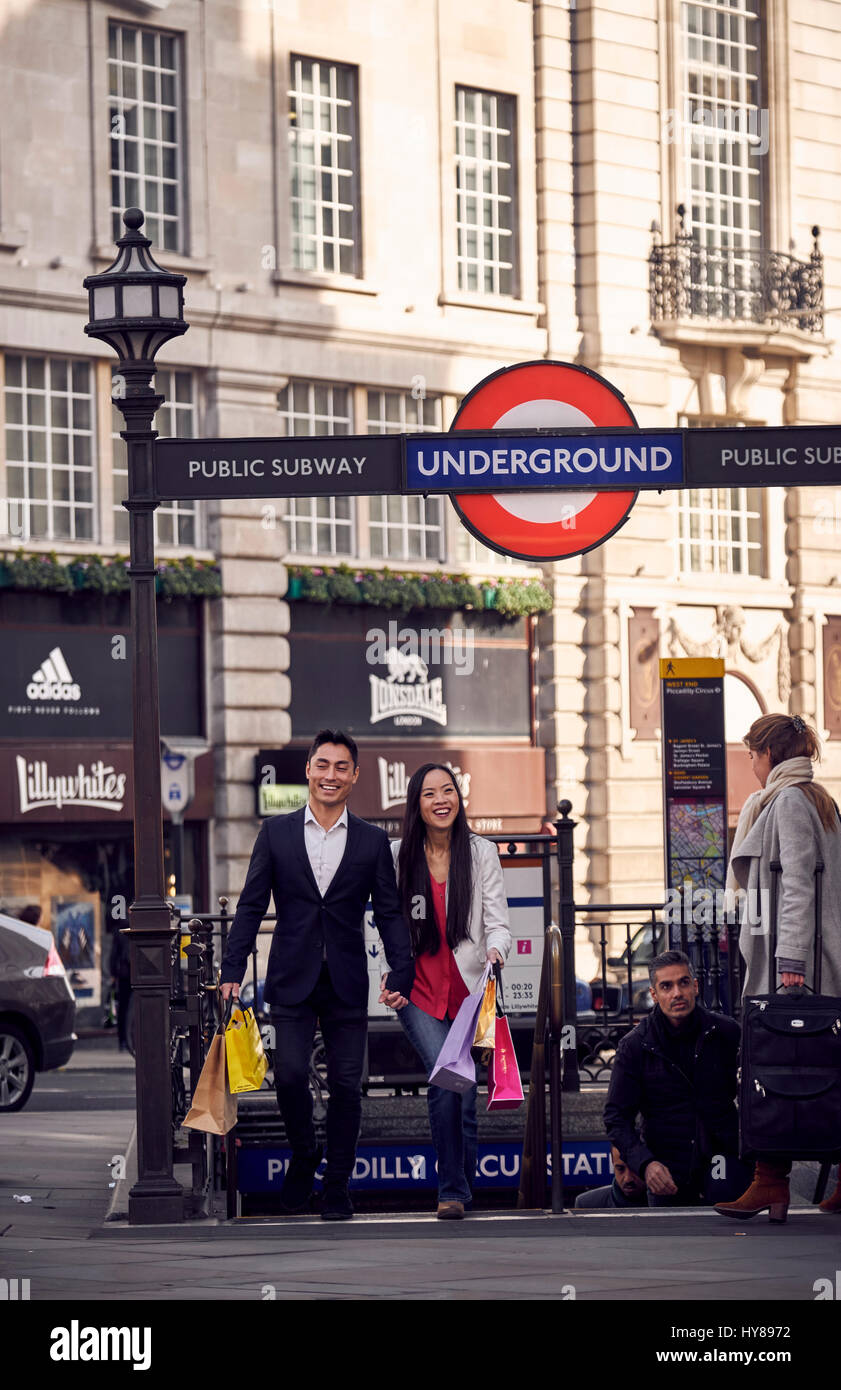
[84,208,188,1224]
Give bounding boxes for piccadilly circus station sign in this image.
[153,359,841,564]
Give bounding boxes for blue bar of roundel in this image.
[405,432,684,491]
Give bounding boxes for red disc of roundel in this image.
[451,361,638,561]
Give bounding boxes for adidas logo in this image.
[26,646,81,702]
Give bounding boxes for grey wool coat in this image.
[729,787,841,997]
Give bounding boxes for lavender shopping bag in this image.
[428,964,491,1094]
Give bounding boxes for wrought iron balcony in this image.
[649,209,824,335]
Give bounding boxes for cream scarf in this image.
[725,755,814,893]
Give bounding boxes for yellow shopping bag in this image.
[472,971,496,1054]
[225,1002,269,1094]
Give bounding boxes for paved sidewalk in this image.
[2,1100,840,1302]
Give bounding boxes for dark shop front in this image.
[0,590,212,1019]
[258,603,546,833]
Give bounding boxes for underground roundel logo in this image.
[451,360,638,561]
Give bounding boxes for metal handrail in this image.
[517,920,565,1212]
[546,924,564,1213]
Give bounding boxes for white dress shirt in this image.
[304,802,348,897]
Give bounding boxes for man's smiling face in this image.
[306,743,359,811]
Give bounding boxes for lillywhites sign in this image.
[377,757,471,811]
[258,783,309,815]
[16,755,127,814]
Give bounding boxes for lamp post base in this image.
[128,1179,185,1226]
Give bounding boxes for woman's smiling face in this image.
[419,768,459,832]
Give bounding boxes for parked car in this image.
[0,911,76,1111]
[590,920,666,1016]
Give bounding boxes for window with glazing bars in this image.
[289,57,360,275]
[366,391,445,561]
[3,355,96,542]
[678,486,762,574]
[108,22,183,253]
[112,370,199,546]
[455,86,517,295]
[677,413,764,575]
[279,381,355,555]
[681,0,764,319]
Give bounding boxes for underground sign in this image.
[448,360,639,561]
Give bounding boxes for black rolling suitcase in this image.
[739,855,841,1161]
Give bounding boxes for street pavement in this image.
[1,1039,840,1306]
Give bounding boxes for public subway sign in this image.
[683,424,841,485]
[154,432,402,500]
[152,422,841,503]
[148,354,841,563]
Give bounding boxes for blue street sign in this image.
[405,430,685,492]
[237,1140,612,1192]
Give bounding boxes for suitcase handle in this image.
[768,857,825,994]
[776,983,815,996]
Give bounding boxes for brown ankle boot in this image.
[714,1161,790,1223]
[819,1175,841,1214]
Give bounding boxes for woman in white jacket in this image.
[382,762,511,1219]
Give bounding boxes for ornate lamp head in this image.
[83,208,187,372]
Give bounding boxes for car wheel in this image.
[0,1025,36,1112]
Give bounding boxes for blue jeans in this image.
[398,1000,477,1204]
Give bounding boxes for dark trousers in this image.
[646,1152,754,1207]
[270,964,367,1183]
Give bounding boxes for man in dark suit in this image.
[220,730,414,1220]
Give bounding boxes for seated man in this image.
[604,950,752,1207]
[574,1146,646,1209]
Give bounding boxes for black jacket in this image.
[220,808,415,1009]
[574,1180,646,1209]
[603,1004,741,1185]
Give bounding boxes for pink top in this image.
[410,877,470,1020]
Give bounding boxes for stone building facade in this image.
[1,0,839,937]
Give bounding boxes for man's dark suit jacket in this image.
[220,807,415,1010]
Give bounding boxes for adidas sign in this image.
[26,646,81,702]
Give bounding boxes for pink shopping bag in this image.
[487,1015,524,1110]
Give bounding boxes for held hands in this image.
[219,982,240,1002]
[780,972,805,988]
[645,1161,678,1196]
[487,949,504,967]
[379,975,408,1011]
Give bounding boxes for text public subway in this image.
[721,445,841,466]
[187,456,367,478]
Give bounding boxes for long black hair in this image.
[397,763,473,957]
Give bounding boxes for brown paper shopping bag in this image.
[182,1030,237,1135]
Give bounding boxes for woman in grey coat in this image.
[715,713,841,1221]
